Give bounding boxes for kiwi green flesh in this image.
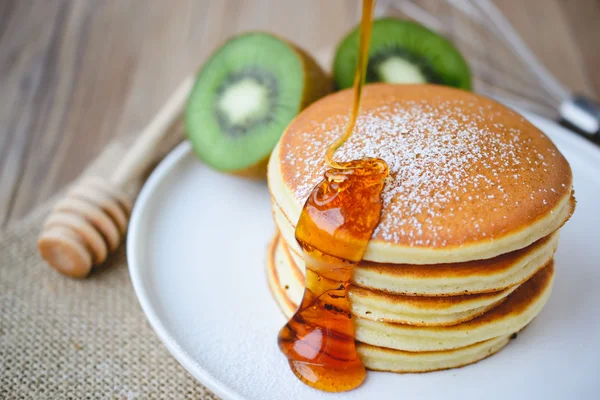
[334,18,471,90]
[367,49,436,84]
[186,33,304,172]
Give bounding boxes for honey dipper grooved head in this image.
[38,178,131,278]
[38,226,92,278]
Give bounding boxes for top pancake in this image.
[269,84,574,264]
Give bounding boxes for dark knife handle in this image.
[559,96,600,145]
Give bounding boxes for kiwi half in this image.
[334,18,471,90]
[185,33,331,178]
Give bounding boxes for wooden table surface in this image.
[1,0,599,227]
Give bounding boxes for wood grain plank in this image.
[0,0,68,226]
[1,0,361,225]
[458,2,558,115]
[558,0,600,100]
[0,0,15,42]
[0,0,598,225]
[495,0,596,100]
[6,0,114,222]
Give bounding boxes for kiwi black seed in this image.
[334,18,471,90]
[185,32,331,178]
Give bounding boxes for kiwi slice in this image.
[185,32,331,177]
[334,18,471,90]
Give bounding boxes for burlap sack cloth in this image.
[0,122,219,399]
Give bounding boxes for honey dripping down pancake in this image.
[271,85,574,264]
[277,0,385,392]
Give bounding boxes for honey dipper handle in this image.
[110,75,195,187]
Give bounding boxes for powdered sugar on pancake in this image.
[281,94,570,248]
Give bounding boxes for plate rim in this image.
[128,141,243,400]
[127,112,600,400]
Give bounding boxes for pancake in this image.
[267,236,553,351]
[268,84,574,264]
[356,335,510,373]
[269,234,519,326]
[266,238,533,372]
[267,244,513,372]
[354,262,553,351]
[348,285,516,326]
[274,204,559,295]
[268,234,304,316]
[268,234,556,330]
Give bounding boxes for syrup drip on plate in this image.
[277,0,390,392]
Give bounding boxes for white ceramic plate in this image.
[128,112,600,400]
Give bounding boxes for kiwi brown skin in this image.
[230,155,270,180]
[292,45,334,109]
[228,39,333,180]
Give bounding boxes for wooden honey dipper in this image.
[38,76,195,278]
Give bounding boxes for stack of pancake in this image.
[266,84,575,373]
